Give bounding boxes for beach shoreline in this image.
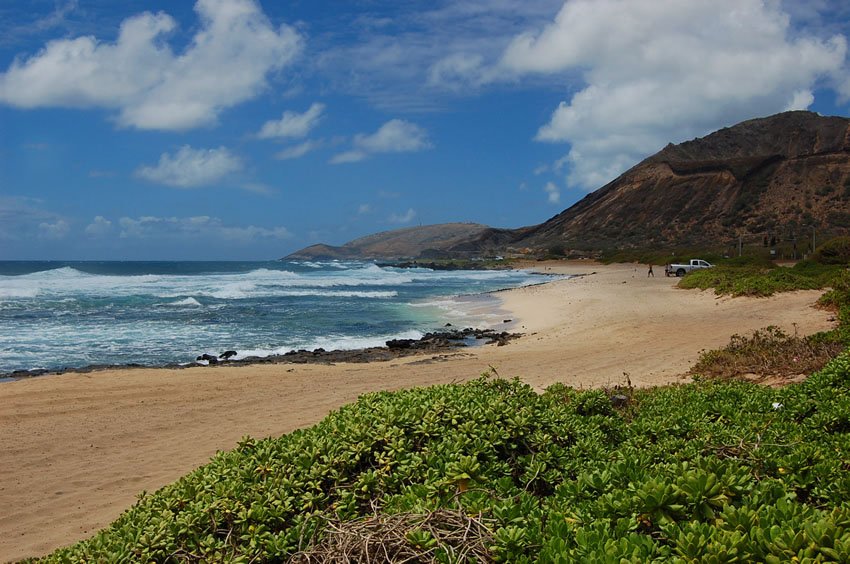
[0,265,554,381]
[0,261,836,562]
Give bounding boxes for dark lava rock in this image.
[219,350,237,360]
[386,339,417,349]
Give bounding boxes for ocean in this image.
[0,261,547,375]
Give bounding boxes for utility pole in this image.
[812,225,816,253]
[738,235,743,257]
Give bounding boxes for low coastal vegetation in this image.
[681,239,850,382]
[39,354,850,562]
[678,258,842,297]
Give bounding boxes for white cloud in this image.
[118,215,290,242]
[38,219,70,239]
[544,181,560,204]
[388,208,417,224]
[84,215,112,236]
[0,0,302,130]
[359,119,432,153]
[358,204,372,214]
[785,89,816,111]
[500,0,848,190]
[331,119,432,164]
[136,146,242,188]
[258,103,325,139]
[274,139,322,160]
[330,150,367,164]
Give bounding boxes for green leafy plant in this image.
[36,349,850,562]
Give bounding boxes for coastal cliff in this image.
[458,111,850,253]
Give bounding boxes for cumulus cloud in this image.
[136,146,242,188]
[544,181,560,204]
[330,150,368,164]
[118,215,290,242]
[331,119,432,164]
[258,103,325,139]
[38,219,70,239]
[84,215,112,236]
[274,139,322,160]
[388,208,417,224]
[500,0,848,190]
[0,0,302,130]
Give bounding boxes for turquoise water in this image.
[0,261,546,374]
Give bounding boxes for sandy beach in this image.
[0,261,836,562]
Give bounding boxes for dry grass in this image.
[689,325,844,383]
[290,509,496,563]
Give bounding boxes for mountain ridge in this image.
[288,111,850,260]
[284,222,490,260]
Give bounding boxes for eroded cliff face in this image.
[459,111,850,254]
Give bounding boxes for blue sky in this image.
[2,0,850,260]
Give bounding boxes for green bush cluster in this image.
[41,351,850,562]
[679,261,842,297]
[814,237,850,265]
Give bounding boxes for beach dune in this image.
[0,262,835,562]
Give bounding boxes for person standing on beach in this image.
[647,264,654,277]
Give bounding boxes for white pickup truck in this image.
[665,259,713,277]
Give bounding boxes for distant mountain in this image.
[284,223,491,260]
[455,111,850,254]
[288,111,850,260]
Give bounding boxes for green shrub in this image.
[680,262,841,297]
[40,352,850,562]
[814,237,850,265]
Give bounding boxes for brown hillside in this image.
[285,223,490,260]
[458,111,850,254]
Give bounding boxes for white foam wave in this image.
[169,297,202,307]
[2,263,540,306]
[176,288,398,300]
[15,266,90,279]
[0,287,39,299]
[232,329,425,360]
